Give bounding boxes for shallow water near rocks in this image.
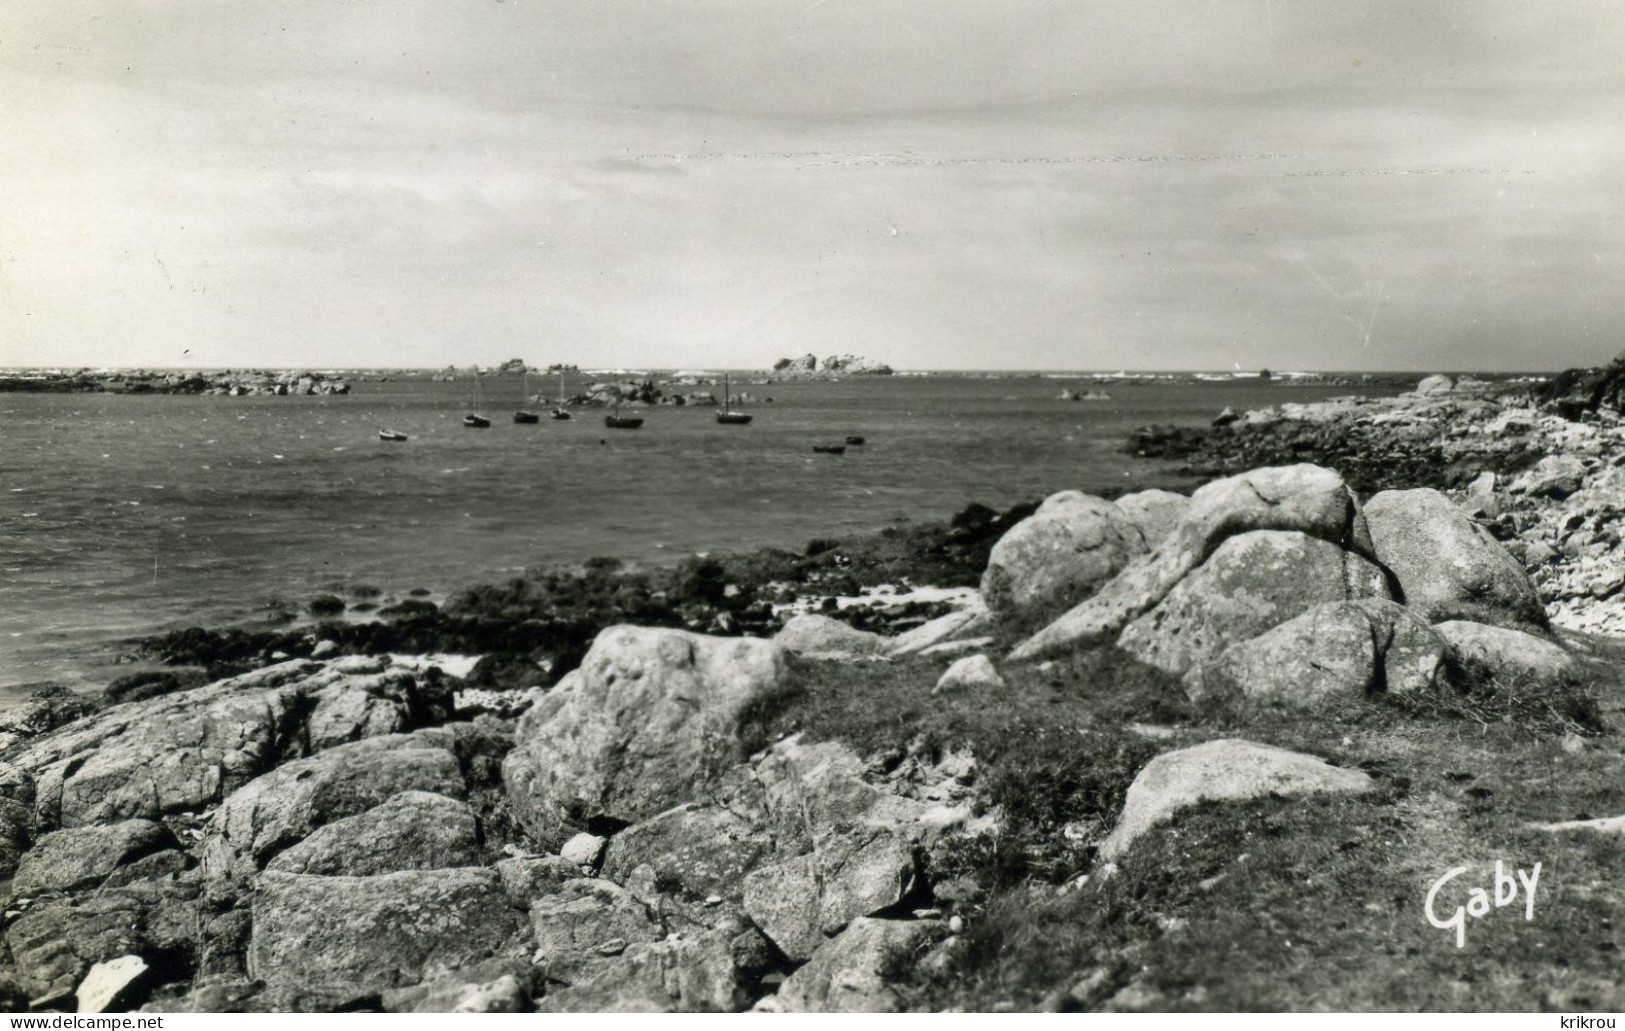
[0,373,1403,697]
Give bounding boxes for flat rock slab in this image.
[1433,620,1577,692]
[249,868,524,994]
[1100,738,1375,861]
[773,614,890,660]
[10,658,447,833]
[203,734,467,891]
[263,790,482,877]
[12,819,173,896]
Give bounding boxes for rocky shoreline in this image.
[1127,354,1625,636]
[0,369,354,396]
[2,361,1624,1012]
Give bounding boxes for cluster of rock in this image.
[1001,464,1574,707]
[0,636,991,1012]
[1057,389,1112,402]
[771,355,893,377]
[0,370,352,396]
[1130,363,1625,637]
[548,380,752,409]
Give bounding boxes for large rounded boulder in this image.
[502,627,787,849]
[1116,530,1391,677]
[1100,739,1374,861]
[1013,465,1374,661]
[1432,620,1579,693]
[1363,488,1548,633]
[979,491,1146,624]
[1186,598,1453,705]
[1112,488,1191,549]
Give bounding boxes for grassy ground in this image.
[751,633,1625,1012]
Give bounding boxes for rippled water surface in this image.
[0,373,1403,695]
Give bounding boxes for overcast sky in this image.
[3,1,1621,371]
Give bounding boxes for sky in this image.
[2,1,1622,372]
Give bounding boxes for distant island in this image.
[771,353,894,377]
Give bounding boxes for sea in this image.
[0,372,1412,700]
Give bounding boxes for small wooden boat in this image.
[378,429,408,442]
[845,435,865,446]
[812,444,846,455]
[604,404,643,430]
[716,372,753,425]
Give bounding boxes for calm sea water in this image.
[0,373,1405,696]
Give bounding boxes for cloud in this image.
[2,0,1622,370]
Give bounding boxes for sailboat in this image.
[463,366,490,428]
[513,366,540,423]
[551,368,571,420]
[604,402,644,429]
[715,372,753,425]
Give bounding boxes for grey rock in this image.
[530,878,663,979]
[537,919,768,1012]
[932,654,1005,693]
[1433,620,1579,692]
[1116,530,1391,677]
[1113,488,1192,549]
[774,918,944,1013]
[1187,598,1453,705]
[248,868,525,994]
[6,881,200,1002]
[202,734,466,893]
[11,658,448,833]
[494,855,581,909]
[741,831,916,962]
[12,819,173,896]
[1099,739,1374,861]
[382,972,531,1013]
[600,803,776,919]
[888,598,990,657]
[773,614,889,660]
[264,791,482,878]
[1510,454,1589,500]
[75,955,148,1014]
[1365,488,1548,632]
[1013,464,1375,661]
[980,491,1147,623]
[502,627,787,849]
[559,832,607,868]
